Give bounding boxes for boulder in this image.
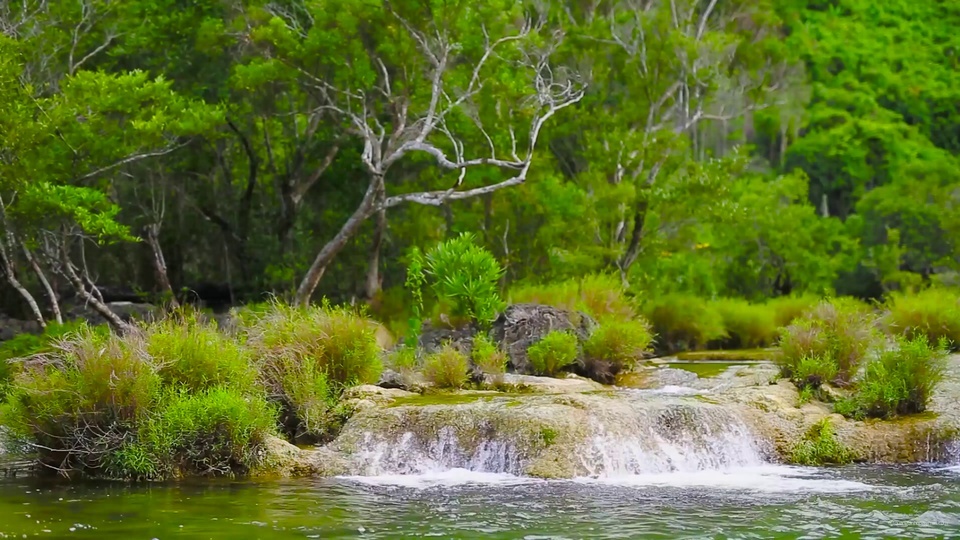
[491,303,596,375]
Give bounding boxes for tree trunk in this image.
[22,244,62,324]
[60,238,133,333]
[0,240,46,328]
[618,199,650,285]
[363,208,387,299]
[145,225,179,308]
[294,176,383,306]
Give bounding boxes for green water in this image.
[2,466,960,539]
[665,362,753,378]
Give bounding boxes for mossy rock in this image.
[674,349,774,362]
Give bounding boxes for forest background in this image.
[2,0,959,333]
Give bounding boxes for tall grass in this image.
[884,288,960,350]
[766,294,821,328]
[777,299,879,387]
[581,320,652,383]
[0,322,278,479]
[245,302,383,441]
[642,293,726,353]
[837,336,948,419]
[422,345,471,389]
[710,298,778,349]
[471,334,507,380]
[509,274,637,321]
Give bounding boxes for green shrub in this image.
[791,354,839,389]
[422,345,470,389]
[884,288,960,350]
[789,418,854,465]
[0,330,163,475]
[509,274,636,321]
[0,321,108,401]
[423,232,505,326]
[711,298,778,348]
[642,294,726,353]
[766,294,821,328]
[146,311,257,394]
[471,334,507,378]
[777,299,879,387]
[389,346,419,373]
[147,387,277,478]
[839,335,948,419]
[581,320,652,383]
[527,331,579,377]
[247,302,382,441]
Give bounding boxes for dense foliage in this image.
[0,0,957,325]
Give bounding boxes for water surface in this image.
[2,465,960,539]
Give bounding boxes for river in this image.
[2,464,960,539]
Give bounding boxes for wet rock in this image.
[491,303,596,375]
[417,322,478,354]
[377,368,408,390]
[256,436,348,477]
[499,373,605,393]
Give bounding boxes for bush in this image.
[838,336,948,419]
[884,288,960,350]
[527,331,579,377]
[509,274,637,321]
[471,334,507,378]
[581,320,652,383]
[422,345,470,389]
[146,311,257,394]
[789,418,854,465]
[642,294,726,353]
[1,330,162,476]
[766,294,821,328]
[423,232,505,326]
[777,299,879,387]
[247,302,383,440]
[0,321,108,401]
[146,387,277,478]
[711,298,778,348]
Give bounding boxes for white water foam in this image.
[350,427,523,477]
[338,402,876,493]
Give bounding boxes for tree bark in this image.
[294,176,383,306]
[618,199,650,286]
[363,207,387,300]
[0,240,46,328]
[60,238,133,333]
[145,225,179,308]
[22,244,62,324]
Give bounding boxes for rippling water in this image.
[2,465,960,539]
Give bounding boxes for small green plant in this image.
[789,353,839,389]
[777,299,879,387]
[581,319,652,383]
[404,247,427,346]
[838,335,948,419]
[539,427,558,446]
[884,288,960,350]
[527,331,579,377]
[789,418,854,465]
[711,298,778,348]
[423,232,505,327]
[471,334,507,379]
[642,294,726,353]
[422,344,470,389]
[390,346,419,373]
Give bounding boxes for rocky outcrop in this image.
[490,303,597,375]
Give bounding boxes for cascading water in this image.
[576,406,767,477]
[351,428,524,476]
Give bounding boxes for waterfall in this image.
[341,394,771,479]
[577,408,767,477]
[351,427,525,476]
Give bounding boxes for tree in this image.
[254,0,585,305]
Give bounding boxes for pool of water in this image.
[2,465,960,539]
